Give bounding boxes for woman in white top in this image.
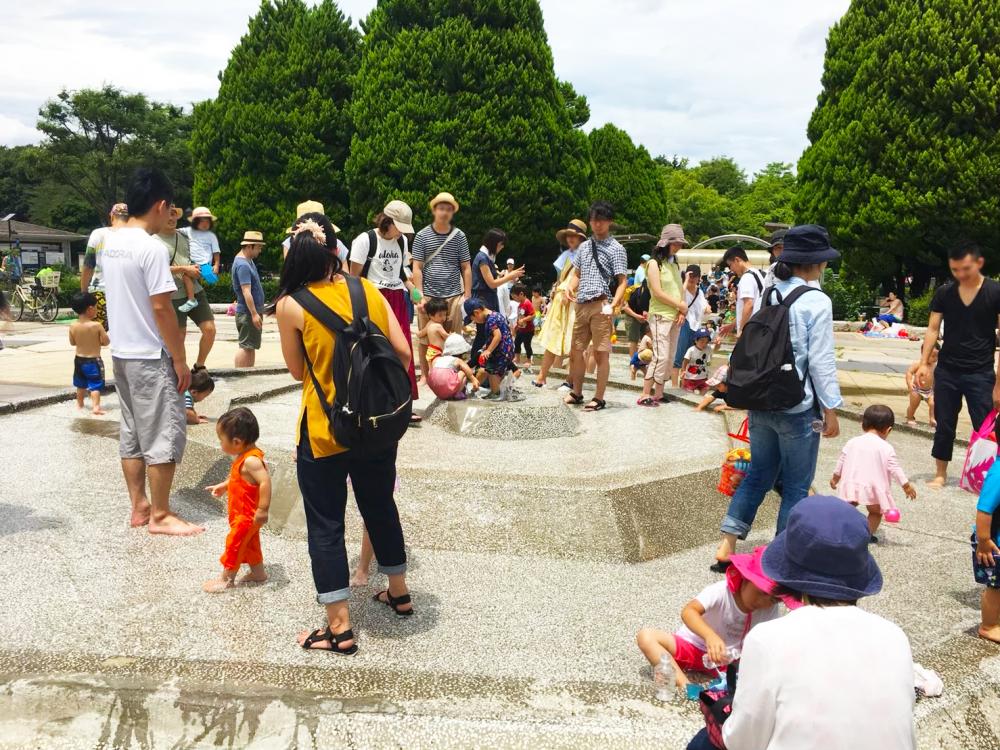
[687,495,915,750]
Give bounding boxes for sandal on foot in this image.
[374,590,415,617]
[301,627,358,656]
[584,399,607,412]
[636,397,659,407]
[531,380,545,388]
[709,560,732,574]
[564,392,584,406]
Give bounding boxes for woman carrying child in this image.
[637,224,688,407]
[831,404,916,542]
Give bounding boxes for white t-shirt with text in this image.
[736,269,765,331]
[349,231,410,291]
[98,227,177,359]
[674,580,780,652]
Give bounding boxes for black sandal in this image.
[584,399,606,411]
[709,560,732,574]
[374,589,415,617]
[300,627,358,656]
[564,392,584,405]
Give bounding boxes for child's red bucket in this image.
[717,462,747,496]
[727,418,750,443]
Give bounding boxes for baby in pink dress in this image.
[830,404,917,541]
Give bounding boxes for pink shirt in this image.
[834,431,908,510]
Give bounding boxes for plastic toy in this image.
[884,508,901,523]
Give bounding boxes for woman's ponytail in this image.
[773,261,793,281]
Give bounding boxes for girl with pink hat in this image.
[636,546,796,690]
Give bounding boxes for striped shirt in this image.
[412,226,470,298]
[572,236,628,303]
[184,390,194,410]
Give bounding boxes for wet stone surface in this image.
[1,381,1000,748]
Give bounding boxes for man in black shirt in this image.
[918,242,1000,488]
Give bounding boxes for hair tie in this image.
[292,218,326,246]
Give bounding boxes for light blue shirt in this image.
[771,276,843,414]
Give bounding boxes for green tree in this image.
[691,156,748,199]
[660,165,743,242]
[190,0,360,266]
[557,80,590,128]
[33,86,192,221]
[588,124,666,235]
[796,0,1000,292]
[0,146,36,219]
[738,162,797,233]
[346,0,592,269]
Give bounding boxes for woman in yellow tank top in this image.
[276,216,415,657]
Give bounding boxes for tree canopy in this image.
[345,0,592,267]
[190,0,359,266]
[588,124,666,235]
[796,0,1000,289]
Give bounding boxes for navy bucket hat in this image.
[762,495,883,601]
[778,224,841,266]
[463,297,486,325]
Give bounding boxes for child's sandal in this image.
[374,590,415,617]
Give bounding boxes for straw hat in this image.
[168,206,183,219]
[556,219,588,244]
[286,199,340,234]
[240,231,265,246]
[429,192,459,212]
[190,206,217,222]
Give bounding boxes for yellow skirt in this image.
[537,286,575,357]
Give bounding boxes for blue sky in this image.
[0,0,850,174]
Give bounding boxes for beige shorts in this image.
[572,299,613,353]
[417,295,465,344]
[112,352,187,465]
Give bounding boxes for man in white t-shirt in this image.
[721,246,764,336]
[99,167,202,538]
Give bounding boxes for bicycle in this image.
[10,272,60,322]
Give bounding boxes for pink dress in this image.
[834,432,908,512]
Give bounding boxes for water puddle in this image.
[70,419,120,439]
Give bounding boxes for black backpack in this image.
[361,229,408,284]
[293,276,413,455]
[724,285,819,411]
[628,280,650,316]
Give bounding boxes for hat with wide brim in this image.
[241,230,265,246]
[286,200,339,234]
[168,206,183,219]
[190,206,217,223]
[429,192,459,212]
[383,199,415,234]
[442,332,472,357]
[777,224,841,265]
[556,219,588,244]
[656,223,688,248]
[729,546,802,610]
[762,495,883,601]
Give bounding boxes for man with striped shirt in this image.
[412,192,472,376]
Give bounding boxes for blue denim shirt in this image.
[771,277,843,414]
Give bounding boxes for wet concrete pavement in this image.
[0,376,998,748]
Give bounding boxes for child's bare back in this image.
[69,320,108,358]
[424,321,448,352]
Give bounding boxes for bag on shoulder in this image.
[293,276,413,454]
[362,229,408,284]
[628,280,650,315]
[724,285,818,411]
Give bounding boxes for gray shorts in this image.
[112,353,187,465]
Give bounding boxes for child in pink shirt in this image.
[831,404,917,541]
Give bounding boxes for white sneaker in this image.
[178,298,199,313]
[556,382,572,392]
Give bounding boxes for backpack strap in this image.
[291,286,351,412]
[764,284,818,308]
[344,275,371,323]
[750,269,764,293]
[397,236,408,284]
[361,229,379,279]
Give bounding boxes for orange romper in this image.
[220,447,265,570]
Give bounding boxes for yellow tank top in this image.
[297,277,392,458]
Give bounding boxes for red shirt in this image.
[517,300,535,333]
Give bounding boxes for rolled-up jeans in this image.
[721,407,821,538]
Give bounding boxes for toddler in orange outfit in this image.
[203,407,272,593]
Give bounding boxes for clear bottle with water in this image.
[653,653,674,701]
[702,647,742,670]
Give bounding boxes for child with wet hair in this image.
[636,546,791,689]
[203,407,271,593]
[831,404,916,542]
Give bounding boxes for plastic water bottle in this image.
[702,647,741,671]
[653,654,674,701]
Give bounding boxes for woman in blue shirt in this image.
[711,225,845,573]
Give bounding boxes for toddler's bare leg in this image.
[905,392,921,424]
[867,506,882,536]
[90,389,105,415]
[183,275,196,303]
[76,388,86,410]
[980,588,1000,643]
[350,528,374,587]
[928,396,936,427]
[203,567,238,593]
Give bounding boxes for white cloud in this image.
[0,0,850,172]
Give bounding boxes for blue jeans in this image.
[721,408,820,538]
[673,320,695,368]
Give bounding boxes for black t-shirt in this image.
[932,278,1000,373]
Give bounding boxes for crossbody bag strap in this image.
[421,228,459,270]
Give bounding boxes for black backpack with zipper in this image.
[724,285,819,411]
[292,276,412,455]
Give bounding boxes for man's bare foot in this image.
[979,625,1000,644]
[149,514,205,536]
[239,565,268,585]
[350,570,369,587]
[129,501,151,528]
[203,577,236,593]
[926,476,947,490]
